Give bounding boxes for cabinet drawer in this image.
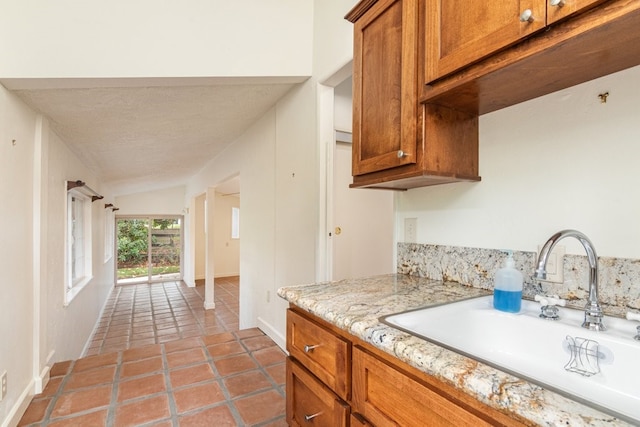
[286,358,349,427]
[353,347,494,427]
[286,309,351,400]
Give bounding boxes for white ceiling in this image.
[12,82,297,196]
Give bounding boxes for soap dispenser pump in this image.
[493,250,523,313]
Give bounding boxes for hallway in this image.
[18,278,287,426]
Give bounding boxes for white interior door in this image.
[332,137,395,280]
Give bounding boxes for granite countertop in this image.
[277,274,632,427]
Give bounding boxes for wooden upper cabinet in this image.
[425,0,610,84]
[350,0,419,176]
[426,1,547,83]
[546,0,606,24]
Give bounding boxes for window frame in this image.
[65,189,93,305]
[104,207,115,263]
[231,206,240,239]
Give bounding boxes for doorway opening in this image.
[116,216,183,285]
[320,65,395,281]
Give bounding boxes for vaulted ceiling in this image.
[12,81,299,195]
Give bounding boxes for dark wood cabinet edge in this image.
[421,0,640,115]
[288,305,529,427]
[345,0,379,22]
[350,171,481,190]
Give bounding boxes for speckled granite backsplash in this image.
[397,243,640,315]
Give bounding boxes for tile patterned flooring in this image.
[19,277,288,426]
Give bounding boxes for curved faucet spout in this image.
[534,229,605,331]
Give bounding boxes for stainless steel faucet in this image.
[534,230,606,331]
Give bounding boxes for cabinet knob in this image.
[519,9,534,23]
[304,412,322,422]
[550,0,565,6]
[303,344,319,353]
[397,150,407,158]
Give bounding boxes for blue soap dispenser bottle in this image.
[493,250,523,313]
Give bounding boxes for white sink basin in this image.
[381,295,640,423]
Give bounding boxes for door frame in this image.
[115,215,184,285]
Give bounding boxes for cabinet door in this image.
[352,0,419,176]
[352,347,494,427]
[286,358,349,427]
[351,413,373,426]
[547,0,606,24]
[425,0,546,82]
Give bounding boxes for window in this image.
[231,207,240,239]
[104,207,115,262]
[66,190,92,304]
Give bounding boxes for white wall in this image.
[0,1,313,82]
[186,110,278,339]
[0,85,36,426]
[195,193,206,280]
[334,77,353,132]
[184,0,360,348]
[396,65,640,261]
[115,186,186,216]
[44,125,114,362]
[0,86,114,426]
[213,192,240,278]
[313,1,358,83]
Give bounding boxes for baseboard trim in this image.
[214,273,239,279]
[1,378,34,427]
[34,364,51,395]
[257,317,286,351]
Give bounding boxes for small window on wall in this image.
[66,191,93,304]
[231,207,240,239]
[104,208,115,263]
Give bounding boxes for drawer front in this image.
[286,358,349,427]
[353,347,493,427]
[287,309,351,400]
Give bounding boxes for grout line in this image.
[22,278,286,426]
[105,351,122,425]
[161,342,180,425]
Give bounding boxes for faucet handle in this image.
[535,294,566,307]
[535,295,566,320]
[626,312,640,341]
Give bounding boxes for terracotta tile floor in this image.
[85,277,240,355]
[19,277,288,426]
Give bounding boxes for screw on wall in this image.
[12,139,16,146]
[598,92,609,103]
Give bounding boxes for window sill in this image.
[64,276,92,306]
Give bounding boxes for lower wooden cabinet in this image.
[350,413,373,426]
[286,357,349,427]
[286,307,525,427]
[286,309,351,401]
[353,346,495,426]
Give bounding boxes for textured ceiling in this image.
[14,83,296,195]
